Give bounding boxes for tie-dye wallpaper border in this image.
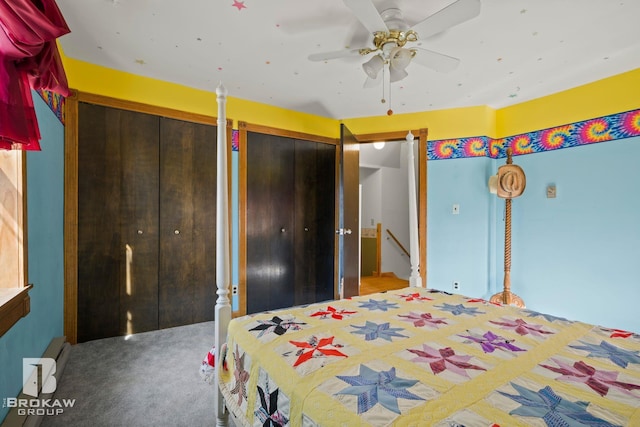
[428,108,640,160]
[38,91,638,158]
[37,89,65,125]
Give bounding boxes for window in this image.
[0,149,31,337]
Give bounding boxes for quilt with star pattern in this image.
[218,288,640,426]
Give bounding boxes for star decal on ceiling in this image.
[232,0,246,11]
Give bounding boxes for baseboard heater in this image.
[2,337,71,427]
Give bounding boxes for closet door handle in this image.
[137,230,143,235]
[304,227,309,232]
[280,228,286,233]
[174,229,180,235]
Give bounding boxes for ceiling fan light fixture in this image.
[362,54,385,79]
[390,47,412,70]
[389,66,408,82]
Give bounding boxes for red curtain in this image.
[0,0,70,150]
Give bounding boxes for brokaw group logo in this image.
[2,358,76,417]
[23,358,57,398]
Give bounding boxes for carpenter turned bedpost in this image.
[215,82,231,427]
[406,131,422,288]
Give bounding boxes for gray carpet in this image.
[41,321,225,427]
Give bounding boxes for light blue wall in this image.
[0,93,65,423]
[426,137,640,333]
[508,137,640,332]
[427,156,496,298]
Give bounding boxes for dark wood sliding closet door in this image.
[246,134,295,313]
[119,110,161,336]
[77,103,160,342]
[294,140,335,305]
[315,142,337,303]
[246,132,335,314]
[159,117,216,329]
[77,101,216,342]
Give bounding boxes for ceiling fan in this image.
[308,0,481,86]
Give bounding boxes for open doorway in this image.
[351,129,428,295]
[339,127,427,299]
[360,141,410,281]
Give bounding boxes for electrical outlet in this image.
[232,285,238,295]
[452,281,460,291]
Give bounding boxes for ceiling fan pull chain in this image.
[381,65,386,105]
[387,72,394,116]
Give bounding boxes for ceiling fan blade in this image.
[409,0,480,39]
[412,48,460,73]
[308,48,363,62]
[343,0,388,34]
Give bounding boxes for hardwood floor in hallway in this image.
[359,274,410,295]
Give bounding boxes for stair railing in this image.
[386,229,410,258]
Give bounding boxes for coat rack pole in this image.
[490,148,525,308]
[502,198,514,302]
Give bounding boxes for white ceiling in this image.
[56,0,640,119]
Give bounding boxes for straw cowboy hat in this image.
[488,163,526,199]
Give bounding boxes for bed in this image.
[211,85,640,426]
[216,288,640,426]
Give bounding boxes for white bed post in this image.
[406,131,422,288]
[214,82,231,427]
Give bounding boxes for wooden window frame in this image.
[0,150,32,337]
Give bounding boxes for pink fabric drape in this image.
[0,0,71,150]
